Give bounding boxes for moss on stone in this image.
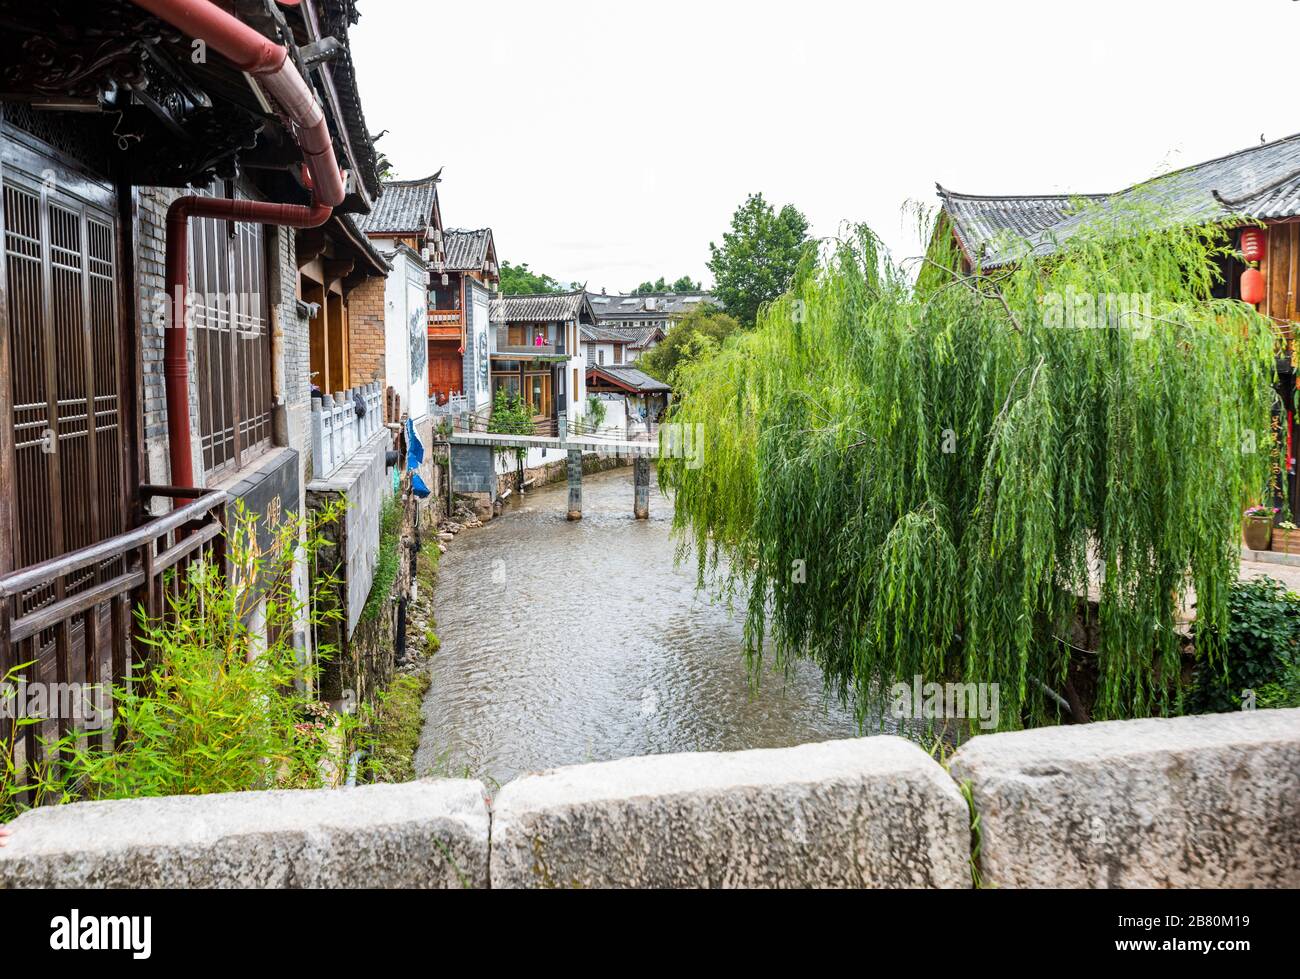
[365,672,432,784]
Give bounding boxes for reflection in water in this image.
[414,466,865,787]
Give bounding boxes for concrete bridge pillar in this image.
[566,449,583,521]
[634,456,650,520]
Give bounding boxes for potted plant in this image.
[1273,520,1300,555]
[1243,505,1278,551]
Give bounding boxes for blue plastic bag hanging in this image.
[406,418,432,499]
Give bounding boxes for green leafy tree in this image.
[707,193,810,326]
[632,276,704,295]
[499,261,579,296]
[664,205,1277,730]
[488,387,535,464]
[640,304,741,383]
[371,130,395,180]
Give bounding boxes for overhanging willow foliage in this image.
[661,205,1279,728]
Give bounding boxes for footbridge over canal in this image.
[447,423,682,520]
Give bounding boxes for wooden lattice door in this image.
[0,157,128,618]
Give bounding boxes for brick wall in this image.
[135,186,307,494]
[135,186,201,503]
[348,274,387,388]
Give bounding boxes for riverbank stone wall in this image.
[3,709,1297,889]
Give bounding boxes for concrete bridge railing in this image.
[3,709,1297,889]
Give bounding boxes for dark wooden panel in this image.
[191,183,272,479]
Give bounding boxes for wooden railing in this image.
[428,308,464,336]
[0,487,228,797]
[495,328,559,356]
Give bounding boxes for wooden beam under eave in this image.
[297,228,329,268]
[324,258,355,282]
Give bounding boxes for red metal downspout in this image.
[130,0,347,489]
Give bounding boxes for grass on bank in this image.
[359,494,401,627]
[364,672,432,784]
[364,516,443,784]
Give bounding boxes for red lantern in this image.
[1241,228,1267,263]
[1242,268,1266,306]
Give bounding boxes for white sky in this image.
[350,0,1300,292]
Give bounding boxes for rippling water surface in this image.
[414,466,863,787]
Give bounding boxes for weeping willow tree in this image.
[660,201,1279,729]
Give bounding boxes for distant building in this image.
[580,323,664,366]
[586,291,718,357]
[438,228,500,413]
[489,291,596,435]
[356,179,500,415]
[586,364,673,429]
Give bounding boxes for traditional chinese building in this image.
[935,133,1300,517]
[489,292,595,437]
[437,228,500,411]
[0,0,390,769]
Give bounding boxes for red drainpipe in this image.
[130,0,347,489]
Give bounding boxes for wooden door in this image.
[0,160,127,606]
[428,342,462,404]
[0,142,130,717]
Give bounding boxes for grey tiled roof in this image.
[491,291,594,324]
[939,133,1300,269]
[580,324,633,343]
[355,175,440,234]
[444,228,495,271]
[935,188,1107,267]
[587,292,717,320]
[315,0,381,201]
[588,364,671,393]
[332,212,390,276]
[589,324,663,348]
[581,323,663,347]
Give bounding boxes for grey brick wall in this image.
[135,187,307,496]
[450,443,496,495]
[135,186,198,503]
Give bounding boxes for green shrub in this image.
[1189,577,1300,715]
[360,493,401,626]
[2,661,71,820]
[2,502,352,820]
[488,388,534,465]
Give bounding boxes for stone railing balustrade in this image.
[311,382,384,480]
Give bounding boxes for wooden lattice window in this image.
[1,164,126,608]
[189,184,273,477]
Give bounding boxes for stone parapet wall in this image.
[4,710,1298,889]
[948,709,1300,888]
